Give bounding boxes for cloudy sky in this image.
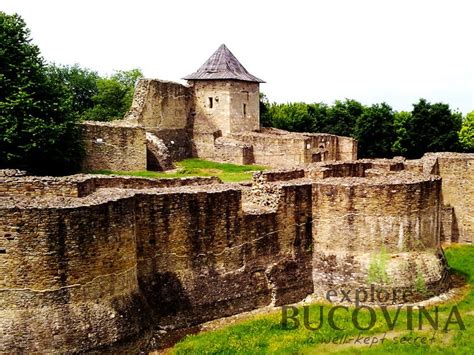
[3,0,473,114]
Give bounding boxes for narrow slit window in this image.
[208,97,213,108]
[243,104,247,116]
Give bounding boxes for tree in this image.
[391,111,411,156]
[459,111,474,152]
[307,102,329,133]
[259,93,271,127]
[324,99,364,137]
[354,103,395,158]
[266,102,315,132]
[0,12,83,175]
[402,99,462,158]
[82,69,143,121]
[46,64,99,116]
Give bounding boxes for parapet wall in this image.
[0,174,221,199]
[81,121,147,171]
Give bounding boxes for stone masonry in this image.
[80,45,357,172]
[1,152,473,352]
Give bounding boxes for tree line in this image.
[260,96,473,159]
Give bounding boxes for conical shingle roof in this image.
[183,44,265,83]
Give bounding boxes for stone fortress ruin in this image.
[81,44,357,172]
[1,46,474,352]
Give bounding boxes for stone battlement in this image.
[1,152,473,352]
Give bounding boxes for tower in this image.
[184,44,265,136]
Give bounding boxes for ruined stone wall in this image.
[231,132,308,167]
[147,128,192,161]
[81,121,146,171]
[0,176,86,198]
[4,152,470,351]
[191,131,220,160]
[213,137,254,165]
[230,131,358,168]
[0,174,220,199]
[0,199,148,353]
[125,79,193,130]
[312,171,447,301]
[134,183,313,328]
[428,153,474,243]
[337,135,359,161]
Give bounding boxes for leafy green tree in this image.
[324,99,364,137]
[459,111,474,152]
[354,103,395,158]
[46,64,99,116]
[82,69,143,121]
[307,102,329,133]
[267,102,315,132]
[0,12,83,174]
[403,99,462,158]
[391,111,411,156]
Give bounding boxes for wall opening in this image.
[0,248,6,254]
[243,103,247,117]
[208,97,213,108]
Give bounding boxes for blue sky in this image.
[3,0,473,114]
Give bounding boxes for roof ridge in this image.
[183,44,265,83]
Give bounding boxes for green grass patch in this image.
[171,245,474,354]
[89,159,267,183]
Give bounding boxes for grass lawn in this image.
[90,159,267,183]
[171,245,474,354]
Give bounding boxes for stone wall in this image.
[312,173,446,300]
[0,176,86,198]
[231,130,358,168]
[0,199,148,352]
[148,128,192,161]
[134,183,313,328]
[213,137,254,165]
[0,174,221,199]
[427,153,474,243]
[5,152,472,351]
[0,174,312,351]
[337,135,359,161]
[146,132,174,171]
[84,78,358,171]
[81,121,146,171]
[125,79,193,130]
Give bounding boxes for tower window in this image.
[208,97,213,108]
[243,104,247,116]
